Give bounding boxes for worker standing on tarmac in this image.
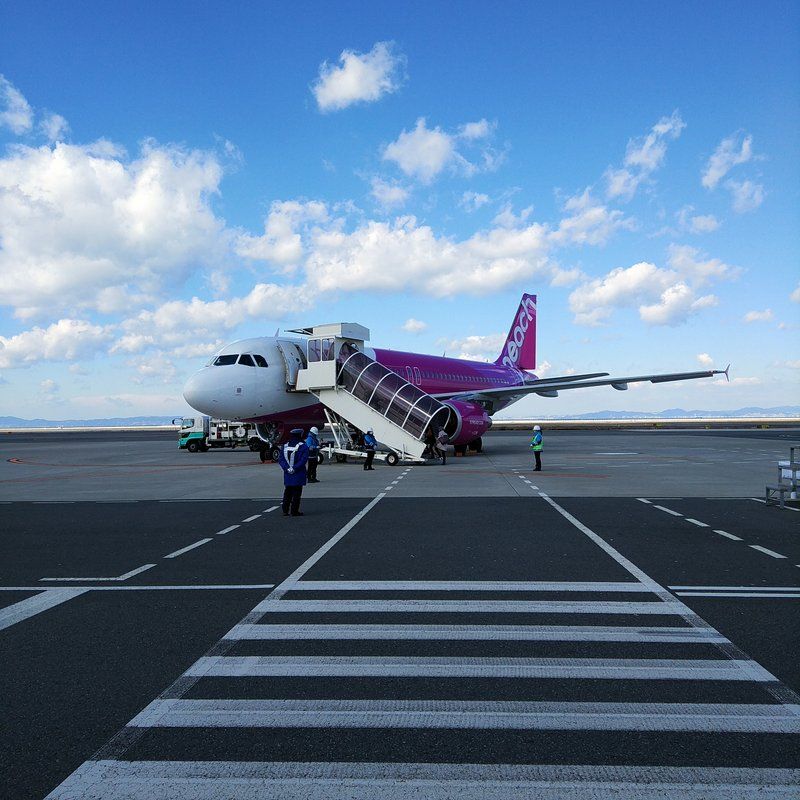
[306,426,320,483]
[363,428,377,470]
[530,425,543,471]
[278,428,308,516]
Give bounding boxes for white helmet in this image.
[310,426,319,435]
[367,428,373,434]
[533,425,541,431]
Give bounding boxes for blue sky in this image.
[1,1,798,418]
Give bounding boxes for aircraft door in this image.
[277,340,307,389]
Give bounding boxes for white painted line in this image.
[596,452,638,455]
[0,585,275,591]
[264,506,280,513]
[637,498,652,504]
[257,599,684,615]
[129,698,800,733]
[686,518,709,527]
[0,589,89,631]
[714,530,742,540]
[44,761,800,800]
[252,492,386,610]
[227,623,727,643]
[163,538,213,559]
[749,545,787,559]
[186,655,772,681]
[39,564,156,582]
[391,481,400,485]
[750,497,767,503]
[291,580,651,593]
[654,505,683,516]
[669,586,800,591]
[242,514,261,523]
[215,525,240,535]
[676,592,800,598]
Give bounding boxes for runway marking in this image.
[289,580,650,592]
[0,588,89,631]
[637,498,652,504]
[238,598,685,614]
[383,485,394,490]
[669,585,800,591]
[40,563,156,582]
[44,761,800,800]
[129,698,800,733]
[654,505,683,516]
[751,497,800,512]
[714,529,742,540]
[686,518,709,527]
[185,655,772,681]
[264,506,279,513]
[595,452,639,455]
[749,545,787,559]
[0,585,275,591]
[241,514,261,522]
[226,623,727,643]
[676,591,800,598]
[215,525,240,535]
[163,538,213,559]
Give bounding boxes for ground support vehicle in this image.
[177,417,257,452]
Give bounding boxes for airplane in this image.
[182,293,728,459]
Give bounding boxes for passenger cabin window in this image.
[213,354,238,366]
[253,354,268,368]
[238,354,255,367]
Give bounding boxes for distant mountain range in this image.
[2,407,799,428]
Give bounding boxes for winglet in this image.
[714,363,730,382]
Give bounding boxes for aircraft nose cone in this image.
[183,370,217,414]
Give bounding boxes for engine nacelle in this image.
[442,399,492,445]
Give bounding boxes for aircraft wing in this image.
[434,366,729,404]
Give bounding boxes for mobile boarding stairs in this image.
[292,323,448,465]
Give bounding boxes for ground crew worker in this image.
[436,428,450,465]
[306,426,320,483]
[363,428,377,470]
[530,424,543,471]
[278,428,308,516]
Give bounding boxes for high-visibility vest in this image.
[531,433,543,451]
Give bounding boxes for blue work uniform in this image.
[363,432,377,470]
[278,438,308,514]
[305,431,320,482]
[530,431,543,471]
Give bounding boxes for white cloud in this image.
[697,353,714,366]
[0,140,230,319]
[743,309,773,323]
[382,117,501,184]
[783,360,800,369]
[459,119,493,140]
[688,213,719,233]
[40,112,69,142]
[312,42,404,112]
[40,378,59,395]
[713,376,761,386]
[0,75,33,134]
[129,353,178,384]
[236,200,328,267]
[370,177,410,209]
[791,284,800,303]
[0,319,113,368]
[639,283,717,326]
[667,243,739,286]
[702,132,753,189]
[493,204,532,228]
[605,111,685,200]
[551,189,635,246]
[402,318,427,333]
[382,118,457,183]
[441,333,506,362]
[725,179,765,213]
[460,191,490,212]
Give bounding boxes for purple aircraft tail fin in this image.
[495,293,537,370]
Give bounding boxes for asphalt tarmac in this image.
[1,428,798,798]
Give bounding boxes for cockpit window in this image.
[213,354,238,366]
[253,354,268,368]
[238,354,255,367]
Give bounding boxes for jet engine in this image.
[442,399,492,446]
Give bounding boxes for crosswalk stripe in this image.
[290,580,651,592]
[0,589,89,631]
[253,599,684,614]
[128,698,800,733]
[45,761,800,800]
[184,655,771,681]
[226,623,728,643]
